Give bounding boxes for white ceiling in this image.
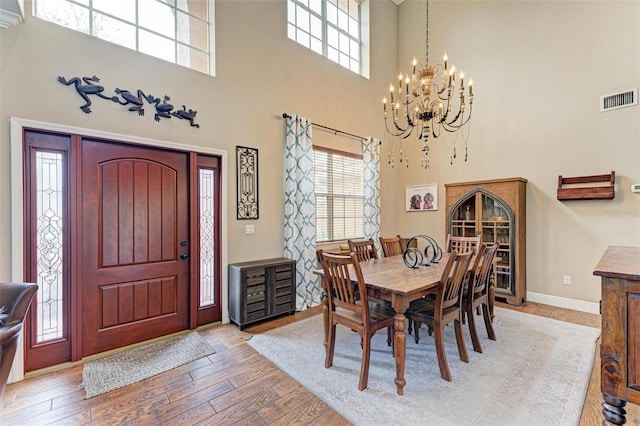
[0,0,24,29]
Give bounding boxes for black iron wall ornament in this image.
[402,235,443,268]
[236,146,259,220]
[57,75,200,128]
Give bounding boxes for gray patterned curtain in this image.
[363,137,381,256]
[283,115,321,311]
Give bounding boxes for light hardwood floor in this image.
[1,301,638,425]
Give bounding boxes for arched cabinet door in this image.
[445,178,527,305]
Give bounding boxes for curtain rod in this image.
[282,113,365,141]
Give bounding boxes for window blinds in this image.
[314,148,364,243]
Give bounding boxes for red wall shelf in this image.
[557,171,615,200]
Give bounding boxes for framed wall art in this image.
[236,146,259,219]
[406,183,438,211]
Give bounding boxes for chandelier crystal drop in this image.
[382,0,474,169]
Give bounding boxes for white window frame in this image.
[32,0,216,76]
[314,146,365,243]
[287,0,370,78]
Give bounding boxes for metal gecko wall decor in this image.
[57,75,200,128]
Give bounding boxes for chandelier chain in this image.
[381,0,474,170]
[425,0,429,66]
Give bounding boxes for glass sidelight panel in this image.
[199,168,215,307]
[35,151,65,343]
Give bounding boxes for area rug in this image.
[81,332,215,398]
[247,308,600,426]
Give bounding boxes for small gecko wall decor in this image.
[57,75,200,128]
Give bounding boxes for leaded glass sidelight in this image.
[35,151,65,343]
[199,168,215,307]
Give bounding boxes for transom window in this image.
[314,147,364,242]
[33,0,213,75]
[287,0,362,75]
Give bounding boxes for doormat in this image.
[81,332,215,399]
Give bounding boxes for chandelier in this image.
[383,0,474,169]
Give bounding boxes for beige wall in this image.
[387,0,640,308]
[0,1,398,272]
[1,0,638,312]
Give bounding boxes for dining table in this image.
[315,252,458,396]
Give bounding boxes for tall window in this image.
[33,0,213,75]
[287,0,363,75]
[314,147,364,242]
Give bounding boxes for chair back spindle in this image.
[379,236,403,257]
[472,244,498,300]
[348,238,378,262]
[440,250,474,312]
[445,234,481,254]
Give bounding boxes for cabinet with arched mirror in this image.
[445,178,527,305]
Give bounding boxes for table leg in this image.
[391,295,409,395]
[393,312,407,395]
[602,392,626,425]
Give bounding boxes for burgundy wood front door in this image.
[81,139,190,356]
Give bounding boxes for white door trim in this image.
[9,117,229,382]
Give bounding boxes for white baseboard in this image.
[526,292,600,315]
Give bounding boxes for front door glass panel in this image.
[35,150,65,343]
[199,168,216,307]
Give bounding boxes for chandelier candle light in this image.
[383,0,474,169]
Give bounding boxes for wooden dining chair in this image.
[316,249,396,391]
[348,238,392,344]
[464,243,498,353]
[445,234,481,254]
[406,250,474,382]
[379,236,403,257]
[398,235,418,251]
[348,238,379,262]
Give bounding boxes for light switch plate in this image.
[245,224,255,235]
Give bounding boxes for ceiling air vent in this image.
[600,88,637,112]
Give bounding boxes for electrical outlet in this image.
[563,275,571,285]
[245,224,255,235]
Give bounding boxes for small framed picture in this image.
[406,184,438,211]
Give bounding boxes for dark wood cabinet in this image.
[445,177,527,305]
[229,257,296,330]
[594,246,640,425]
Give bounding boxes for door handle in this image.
[180,240,188,247]
[180,253,188,260]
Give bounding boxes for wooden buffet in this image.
[594,246,640,425]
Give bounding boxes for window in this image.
[314,147,364,242]
[33,0,213,75]
[287,0,366,75]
